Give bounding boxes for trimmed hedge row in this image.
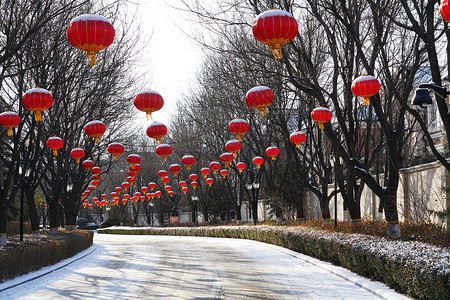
[98,226,449,300]
[0,230,93,283]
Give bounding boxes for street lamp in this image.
[412,82,449,107]
[192,195,199,226]
[18,161,31,241]
[330,155,337,227]
[149,201,154,226]
[245,180,260,225]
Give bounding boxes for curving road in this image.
[0,233,410,299]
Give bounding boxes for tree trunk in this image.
[48,202,60,233]
[0,204,8,246]
[25,190,40,234]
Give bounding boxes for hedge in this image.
[0,230,93,283]
[98,226,450,300]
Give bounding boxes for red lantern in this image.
[201,167,211,178]
[146,193,152,199]
[228,119,249,141]
[91,175,101,181]
[179,181,187,188]
[91,180,100,188]
[134,192,141,198]
[266,146,280,160]
[206,178,214,187]
[161,176,170,186]
[164,185,172,192]
[169,164,181,177]
[220,152,234,168]
[129,164,141,173]
[311,107,332,129]
[22,88,53,122]
[253,156,264,169]
[140,196,146,202]
[148,182,157,190]
[66,14,115,66]
[155,143,172,161]
[0,112,20,136]
[127,154,141,166]
[245,86,275,117]
[87,185,94,191]
[70,148,85,163]
[141,186,148,193]
[46,137,63,156]
[134,90,164,120]
[289,131,306,148]
[209,161,221,174]
[122,199,128,205]
[225,139,241,157]
[181,155,196,170]
[351,75,380,106]
[127,176,136,185]
[191,181,198,189]
[189,174,198,182]
[111,192,118,198]
[122,182,130,191]
[82,160,94,173]
[220,169,229,179]
[236,162,246,173]
[89,203,93,209]
[128,171,138,178]
[252,9,298,60]
[182,186,189,194]
[101,194,107,200]
[84,120,106,143]
[115,187,122,194]
[91,166,101,175]
[158,170,168,178]
[441,0,450,21]
[155,191,162,198]
[107,142,124,160]
[168,190,175,197]
[146,121,167,144]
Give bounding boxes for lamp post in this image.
[149,201,154,226]
[18,161,31,241]
[330,155,337,227]
[245,180,260,225]
[412,82,450,107]
[191,195,199,226]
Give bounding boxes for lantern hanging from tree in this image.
[0,112,20,136]
[141,186,148,193]
[155,143,172,161]
[253,156,264,169]
[134,90,164,120]
[101,194,107,200]
[91,180,100,188]
[115,187,122,194]
[111,192,118,198]
[107,142,124,160]
[168,190,175,197]
[87,185,94,191]
[220,152,234,168]
[148,182,157,190]
[129,164,141,173]
[89,203,93,209]
[22,88,53,122]
[46,137,63,156]
[209,161,221,174]
[140,196,146,202]
[127,176,136,185]
[189,174,198,182]
[289,131,306,148]
[191,181,198,189]
[236,162,246,173]
[146,193,152,199]
[169,164,181,176]
[70,148,85,163]
[441,0,450,21]
[155,191,162,198]
[266,146,280,160]
[91,166,101,175]
[201,167,211,178]
[146,121,167,144]
[66,14,115,66]
[252,8,298,60]
[179,181,187,188]
[220,169,229,179]
[311,107,332,129]
[228,119,249,141]
[82,160,94,173]
[351,75,380,106]
[84,120,106,143]
[181,155,196,170]
[128,171,138,178]
[122,182,130,191]
[161,176,170,186]
[245,86,275,117]
[158,170,168,178]
[164,185,172,192]
[182,186,189,194]
[206,177,214,187]
[127,154,141,166]
[225,139,241,157]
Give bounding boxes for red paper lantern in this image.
[0,112,20,136]
[127,176,136,185]
[128,171,138,178]
[311,107,332,129]
[252,8,298,60]
[129,164,141,173]
[158,170,168,178]
[253,156,264,169]
[84,120,106,143]
[127,154,141,166]
[201,167,211,178]
[155,144,172,161]
[191,181,198,189]
[46,137,63,156]
[122,182,130,191]
[141,186,148,193]
[189,174,198,182]
[134,192,141,198]
[111,192,118,198]
[70,148,85,163]
[140,196,146,202]
[179,181,187,187]
[122,199,128,205]
[146,193,152,199]
[148,182,157,190]
[168,190,175,197]
[91,180,100,188]
[115,187,122,194]
[91,175,100,181]
[161,176,170,185]
[169,164,181,176]
[220,169,229,179]
[206,177,214,187]
[155,190,162,198]
[91,166,101,175]
[220,152,234,168]
[225,139,241,157]
[289,131,306,148]
[181,155,196,170]
[66,14,115,66]
[229,119,249,141]
[89,203,93,209]
[441,0,450,21]
[182,186,189,194]
[245,86,275,117]
[351,75,380,106]
[146,121,167,144]
[236,162,246,173]
[266,146,280,160]
[22,88,53,122]
[87,185,94,191]
[134,90,164,120]
[82,160,94,173]
[107,142,124,160]
[209,161,221,174]
[101,194,107,200]
[164,185,172,192]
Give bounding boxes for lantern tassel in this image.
[239,170,243,173]
[163,156,167,161]
[76,158,80,163]
[318,123,324,130]
[86,51,97,66]
[270,45,283,60]
[113,155,118,160]
[236,135,242,142]
[257,165,261,169]
[34,111,42,122]
[146,112,153,121]
[272,157,276,160]
[362,97,370,106]
[53,149,58,156]
[94,136,101,143]
[156,138,162,145]
[233,152,237,157]
[7,128,13,136]
[259,108,267,117]
[187,166,191,170]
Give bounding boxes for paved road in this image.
[1,234,410,299]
